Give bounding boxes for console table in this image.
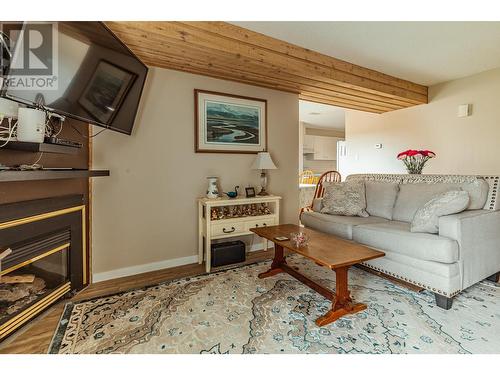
[198,195,281,272]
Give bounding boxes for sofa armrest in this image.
[439,210,500,289]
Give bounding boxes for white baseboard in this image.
[92,255,199,283]
[92,242,270,283]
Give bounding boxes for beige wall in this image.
[91,68,299,277]
[342,67,500,177]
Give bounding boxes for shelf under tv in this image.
[2,141,81,155]
[0,169,110,182]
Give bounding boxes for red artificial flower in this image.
[397,150,408,159]
[397,149,436,160]
[397,148,436,173]
[419,150,436,157]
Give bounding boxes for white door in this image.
[336,140,347,177]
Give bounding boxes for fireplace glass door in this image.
[0,243,70,328]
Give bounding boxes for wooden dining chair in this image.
[299,170,315,185]
[312,170,341,200]
[300,170,341,219]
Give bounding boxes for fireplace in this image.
[0,195,87,340]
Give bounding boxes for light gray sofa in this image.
[301,174,500,309]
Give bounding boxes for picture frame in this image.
[79,60,137,125]
[195,89,267,153]
[245,187,256,198]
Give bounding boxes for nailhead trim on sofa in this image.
[361,262,461,297]
[483,176,499,210]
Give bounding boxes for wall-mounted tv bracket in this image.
[0,31,12,77]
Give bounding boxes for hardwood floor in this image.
[0,249,274,354]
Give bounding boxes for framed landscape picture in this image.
[195,89,267,153]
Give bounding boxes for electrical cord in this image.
[18,152,44,170]
[0,118,18,147]
[31,151,44,167]
[71,123,107,138]
[53,121,63,137]
[47,114,64,137]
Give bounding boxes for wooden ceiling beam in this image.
[106,21,428,113]
[110,21,426,103]
[142,52,399,112]
[172,22,427,103]
[182,22,427,96]
[111,29,416,112]
[119,37,406,112]
[299,94,384,114]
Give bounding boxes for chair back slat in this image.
[299,170,342,221]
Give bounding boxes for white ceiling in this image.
[299,100,345,130]
[231,22,500,86]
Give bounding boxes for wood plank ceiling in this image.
[106,21,428,113]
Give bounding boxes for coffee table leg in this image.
[315,266,366,326]
[258,244,286,278]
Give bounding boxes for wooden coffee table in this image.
[250,224,385,326]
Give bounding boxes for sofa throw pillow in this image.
[393,183,458,223]
[411,190,470,234]
[365,181,399,220]
[320,181,369,217]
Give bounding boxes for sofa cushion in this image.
[461,179,489,209]
[411,190,469,233]
[365,181,399,220]
[393,183,459,222]
[352,221,459,263]
[320,181,369,217]
[301,211,388,240]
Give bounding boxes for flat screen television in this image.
[0,21,148,135]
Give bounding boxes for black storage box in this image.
[211,240,246,267]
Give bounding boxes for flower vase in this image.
[406,165,423,174]
[206,177,219,199]
[398,150,436,175]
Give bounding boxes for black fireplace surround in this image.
[0,195,86,340]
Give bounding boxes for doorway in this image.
[298,100,346,210]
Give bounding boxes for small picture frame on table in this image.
[245,187,256,198]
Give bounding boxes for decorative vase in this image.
[406,165,424,174]
[206,177,219,199]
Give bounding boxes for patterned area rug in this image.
[49,256,500,354]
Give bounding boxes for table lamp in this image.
[251,152,277,196]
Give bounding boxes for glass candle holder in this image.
[290,232,309,248]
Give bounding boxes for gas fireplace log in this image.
[0,248,12,260]
[0,248,13,282]
[0,278,46,302]
[1,275,36,284]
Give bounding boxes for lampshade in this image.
[251,152,277,170]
